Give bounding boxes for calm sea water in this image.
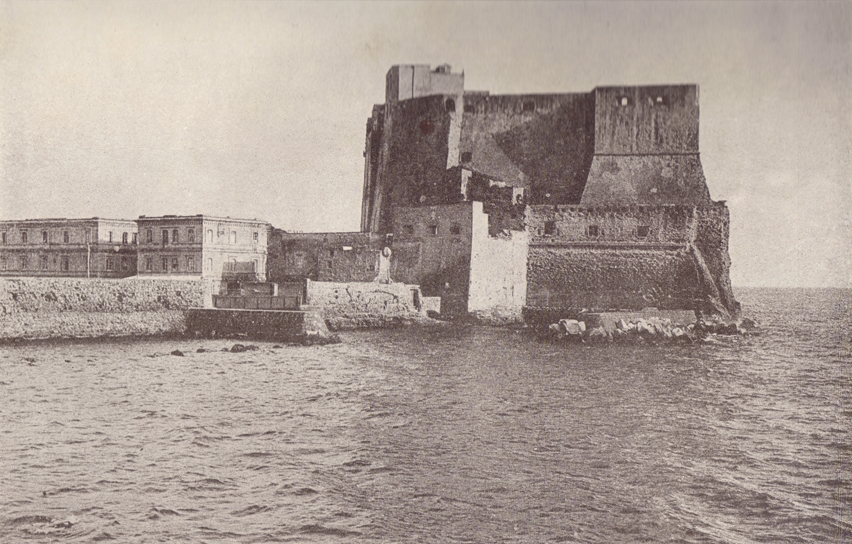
[0,288,849,543]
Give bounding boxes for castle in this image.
[0,64,739,323]
[359,64,739,321]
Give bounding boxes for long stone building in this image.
[361,64,739,320]
[0,218,138,278]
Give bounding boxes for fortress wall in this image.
[694,204,739,317]
[305,280,424,331]
[524,203,738,316]
[382,96,457,216]
[526,246,701,311]
[460,93,594,204]
[468,202,528,323]
[526,205,694,245]
[594,85,699,155]
[268,231,386,283]
[580,155,711,207]
[0,277,204,341]
[390,203,473,316]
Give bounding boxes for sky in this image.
[1,1,850,288]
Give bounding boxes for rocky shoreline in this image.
[541,313,757,345]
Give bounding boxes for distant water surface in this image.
[0,287,849,543]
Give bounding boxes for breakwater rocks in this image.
[543,314,756,345]
[0,277,204,341]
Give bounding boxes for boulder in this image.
[559,319,584,336]
[586,326,609,344]
[170,350,184,357]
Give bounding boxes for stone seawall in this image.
[305,280,427,331]
[0,277,204,341]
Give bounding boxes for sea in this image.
[0,287,849,543]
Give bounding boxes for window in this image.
[106,257,114,271]
[63,231,69,243]
[39,255,48,270]
[619,96,630,107]
[146,257,153,271]
[464,103,475,113]
[654,95,666,105]
[253,231,258,242]
[1,258,6,270]
[121,257,129,271]
[461,151,472,163]
[172,229,179,244]
[186,257,194,272]
[188,229,195,243]
[230,231,237,244]
[162,230,169,245]
[171,258,178,271]
[42,231,48,244]
[523,101,535,113]
[587,225,600,237]
[132,233,137,244]
[21,231,27,243]
[327,260,333,269]
[122,232,128,244]
[207,230,213,243]
[109,231,113,243]
[207,258,213,271]
[544,221,556,235]
[61,256,69,272]
[637,225,650,238]
[450,223,461,235]
[445,98,456,112]
[21,255,27,269]
[162,257,168,271]
[85,230,90,243]
[403,225,414,236]
[329,249,335,257]
[428,225,438,236]
[1,232,6,244]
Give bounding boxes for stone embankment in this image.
[306,280,440,331]
[0,277,204,341]
[543,313,756,344]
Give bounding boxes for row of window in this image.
[401,223,462,237]
[143,255,198,273]
[0,255,131,272]
[617,95,667,107]
[456,100,536,114]
[143,228,260,245]
[0,230,135,245]
[140,255,259,274]
[542,221,650,238]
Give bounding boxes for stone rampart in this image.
[305,280,425,331]
[0,277,204,341]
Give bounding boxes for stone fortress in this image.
[0,64,739,327]
[359,64,739,322]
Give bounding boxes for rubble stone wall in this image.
[305,280,425,330]
[0,277,204,340]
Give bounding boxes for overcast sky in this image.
[1,1,849,288]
